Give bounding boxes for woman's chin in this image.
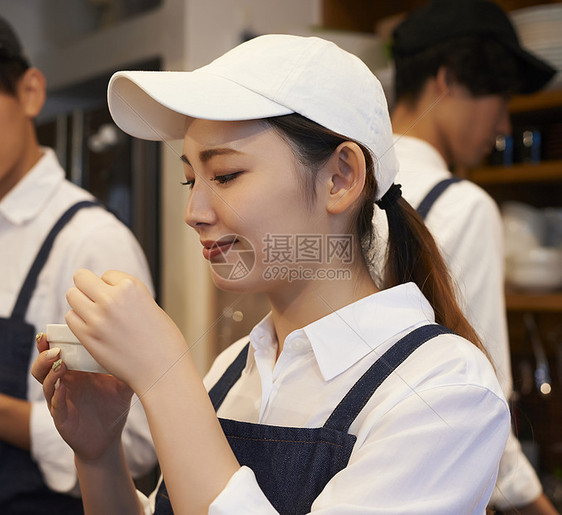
[211,267,277,295]
[210,270,254,293]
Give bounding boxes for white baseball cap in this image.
[107,34,398,199]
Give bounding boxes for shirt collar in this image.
[392,134,449,173]
[248,313,275,351]
[248,283,435,381]
[0,148,64,225]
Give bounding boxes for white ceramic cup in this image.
[46,324,108,374]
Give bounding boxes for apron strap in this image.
[323,324,454,433]
[11,200,100,320]
[416,177,462,220]
[208,343,250,411]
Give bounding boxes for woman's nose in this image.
[184,183,217,229]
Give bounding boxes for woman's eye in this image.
[181,179,195,189]
[211,172,242,184]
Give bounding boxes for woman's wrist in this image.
[74,437,124,471]
[75,440,143,515]
[138,356,240,513]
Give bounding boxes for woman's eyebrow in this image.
[181,148,243,167]
[199,148,242,163]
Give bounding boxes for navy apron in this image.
[0,200,98,514]
[154,324,453,514]
[416,177,462,220]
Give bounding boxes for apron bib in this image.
[0,200,98,514]
[155,324,453,514]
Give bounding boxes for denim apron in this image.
[416,177,462,220]
[0,200,98,514]
[154,324,453,514]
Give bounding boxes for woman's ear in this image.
[16,68,46,119]
[324,141,366,215]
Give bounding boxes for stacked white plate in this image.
[510,4,562,90]
[502,202,562,291]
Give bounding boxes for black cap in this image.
[392,0,556,94]
[0,16,29,65]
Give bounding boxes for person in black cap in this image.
[0,15,157,514]
[388,1,557,513]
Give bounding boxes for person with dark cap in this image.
[388,1,557,513]
[0,15,157,514]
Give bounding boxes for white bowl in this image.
[502,201,547,258]
[506,247,562,291]
[46,324,108,374]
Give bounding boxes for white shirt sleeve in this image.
[209,467,276,514]
[490,431,543,509]
[29,400,78,492]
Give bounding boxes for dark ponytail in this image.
[381,196,484,351]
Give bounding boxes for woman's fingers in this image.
[64,308,87,336]
[72,268,112,303]
[69,270,144,323]
[31,336,62,384]
[31,332,68,421]
[33,351,67,413]
[32,332,68,419]
[66,271,113,328]
[66,286,95,318]
[48,374,68,420]
[44,367,69,424]
[100,269,130,286]
[102,270,152,299]
[35,331,49,352]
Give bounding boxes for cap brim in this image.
[510,44,557,93]
[107,71,293,141]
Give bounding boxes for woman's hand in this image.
[65,269,189,395]
[31,333,133,461]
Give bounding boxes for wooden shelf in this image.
[468,160,562,185]
[506,290,562,312]
[321,0,562,32]
[509,89,562,114]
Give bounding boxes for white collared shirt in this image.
[187,283,508,514]
[0,148,157,493]
[387,135,542,508]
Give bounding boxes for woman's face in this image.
[181,118,331,293]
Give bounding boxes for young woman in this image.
[32,35,509,514]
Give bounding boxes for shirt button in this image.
[292,339,305,351]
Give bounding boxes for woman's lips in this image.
[202,239,237,260]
